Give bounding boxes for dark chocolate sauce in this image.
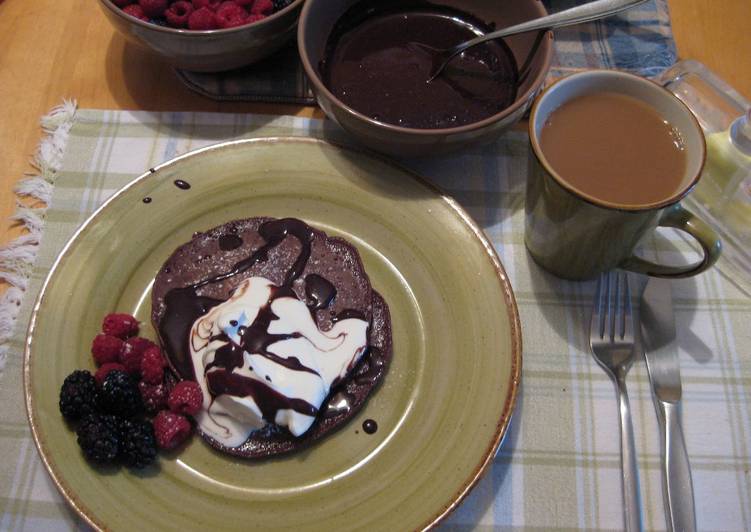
[142,197,152,204]
[362,419,378,434]
[206,370,317,420]
[208,333,245,373]
[174,179,191,190]
[218,233,244,251]
[323,390,354,418]
[230,298,318,376]
[354,347,385,385]
[321,0,518,129]
[305,274,336,310]
[160,288,223,379]
[192,218,315,290]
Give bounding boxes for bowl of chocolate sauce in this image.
[298,0,552,157]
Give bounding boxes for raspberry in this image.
[167,381,203,416]
[234,0,254,6]
[216,1,246,28]
[246,13,265,23]
[153,411,192,450]
[101,313,139,339]
[140,346,166,384]
[139,381,169,414]
[119,336,157,375]
[119,419,157,468]
[112,0,135,6]
[138,0,168,17]
[192,0,221,11]
[188,6,218,29]
[91,334,124,366]
[122,3,148,20]
[59,370,99,421]
[77,414,122,464]
[250,0,272,15]
[99,370,144,417]
[95,362,127,386]
[165,1,194,27]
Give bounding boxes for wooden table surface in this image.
[0,0,750,252]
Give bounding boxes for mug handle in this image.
[619,204,722,278]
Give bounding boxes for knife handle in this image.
[659,401,697,532]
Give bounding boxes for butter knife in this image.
[640,277,697,532]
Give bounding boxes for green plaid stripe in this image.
[0,108,749,530]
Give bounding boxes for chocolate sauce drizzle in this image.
[305,274,336,310]
[323,390,354,418]
[355,347,385,385]
[192,218,315,290]
[158,218,372,429]
[160,288,223,378]
[207,302,319,377]
[218,233,243,251]
[207,370,317,420]
[362,419,378,434]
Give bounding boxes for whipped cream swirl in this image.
[190,276,369,446]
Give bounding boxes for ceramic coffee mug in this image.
[525,70,721,280]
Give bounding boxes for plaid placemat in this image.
[1,108,750,531]
[176,0,677,104]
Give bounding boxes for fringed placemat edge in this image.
[0,99,78,377]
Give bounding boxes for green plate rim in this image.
[23,137,523,531]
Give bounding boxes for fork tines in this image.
[592,271,634,343]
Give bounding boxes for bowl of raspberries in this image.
[98,0,302,71]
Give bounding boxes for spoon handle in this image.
[460,0,648,51]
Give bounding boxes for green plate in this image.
[24,138,521,531]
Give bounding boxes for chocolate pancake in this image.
[151,217,392,458]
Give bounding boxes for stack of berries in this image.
[59,313,203,469]
[115,0,293,30]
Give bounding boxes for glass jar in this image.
[658,60,751,294]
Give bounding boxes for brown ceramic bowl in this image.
[98,0,304,72]
[298,0,553,157]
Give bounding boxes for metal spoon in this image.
[422,0,648,81]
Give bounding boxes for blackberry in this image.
[271,0,291,12]
[76,414,121,464]
[99,370,144,417]
[119,419,157,469]
[59,370,99,421]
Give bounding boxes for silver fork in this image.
[590,271,644,532]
